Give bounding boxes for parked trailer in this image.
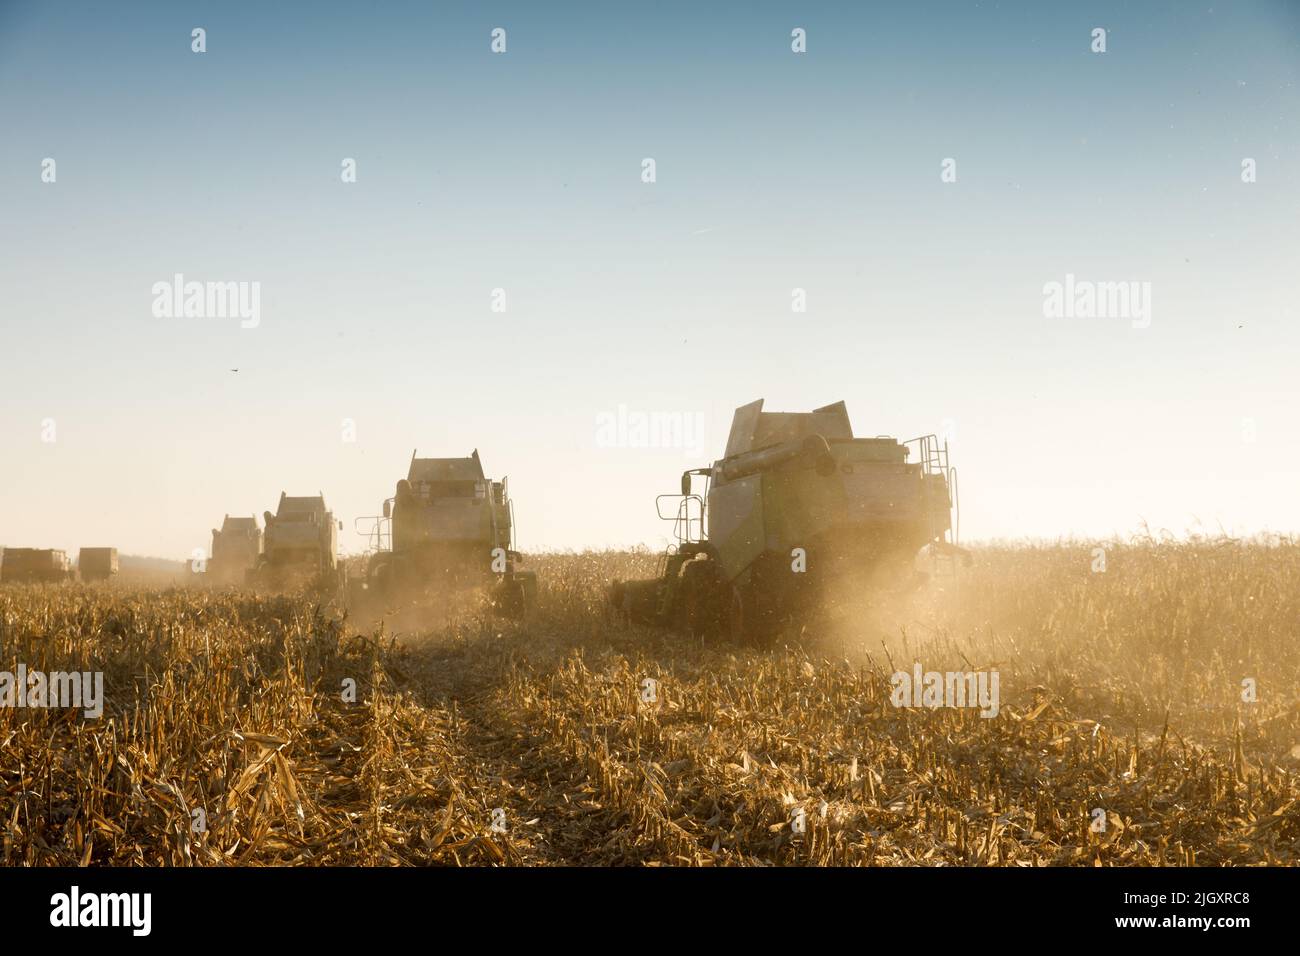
[78,547,119,582]
[1,548,74,584]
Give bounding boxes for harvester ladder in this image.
[931,466,961,578]
[906,434,959,579]
[916,434,949,478]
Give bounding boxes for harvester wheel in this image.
[319,566,347,601]
[518,570,538,606]
[680,559,730,639]
[493,570,536,619]
[739,556,787,648]
[347,577,369,608]
[510,570,537,617]
[609,577,662,626]
[743,595,781,648]
[367,555,394,598]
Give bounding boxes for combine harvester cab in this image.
[610,399,964,644]
[78,547,119,583]
[247,493,344,595]
[353,449,536,615]
[208,515,263,583]
[0,548,74,585]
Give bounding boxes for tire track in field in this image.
[389,637,597,865]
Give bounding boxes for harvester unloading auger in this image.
[351,450,536,615]
[609,399,966,644]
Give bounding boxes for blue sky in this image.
[1,1,1298,557]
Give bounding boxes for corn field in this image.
[1,540,1297,866]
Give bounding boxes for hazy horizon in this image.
[3,1,1298,560]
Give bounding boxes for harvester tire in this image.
[609,578,661,626]
[493,570,535,619]
[680,559,728,639]
[347,578,370,608]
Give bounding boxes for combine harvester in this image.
[246,493,345,595]
[0,548,74,584]
[208,515,264,583]
[610,399,964,644]
[352,450,536,615]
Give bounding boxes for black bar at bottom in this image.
[0,865,1285,943]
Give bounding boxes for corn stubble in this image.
[1,540,1297,866]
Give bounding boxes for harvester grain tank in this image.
[354,450,535,613]
[247,493,344,592]
[610,399,963,643]
[78,547,119,582]
[0,548,74,584]
[208,515,263,582]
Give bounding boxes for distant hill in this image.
[117,554,190,574]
